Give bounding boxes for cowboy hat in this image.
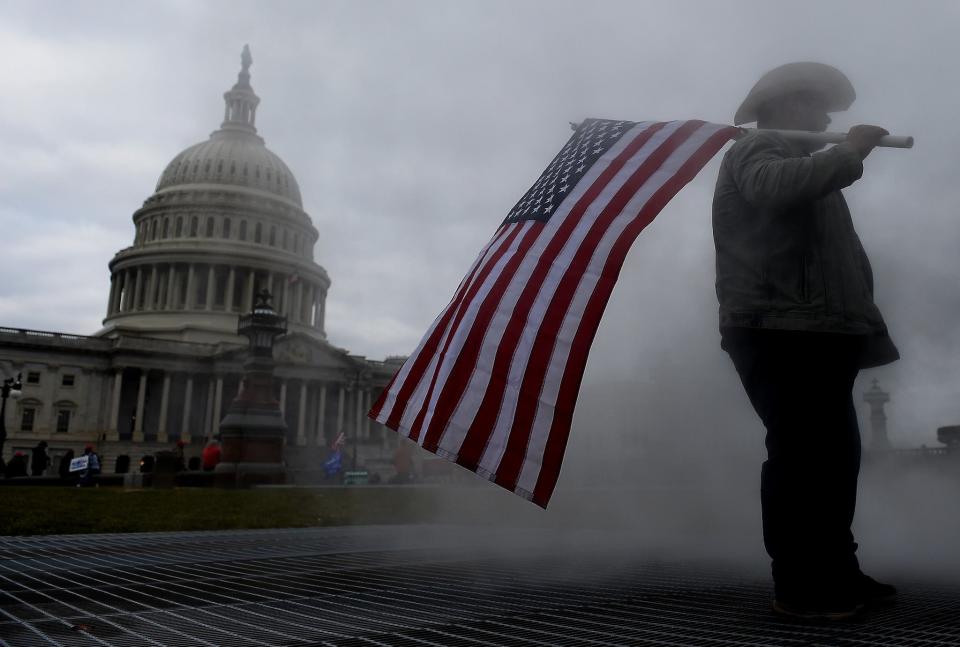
[734,62,856,125]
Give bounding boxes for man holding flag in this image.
[714,62,899,619]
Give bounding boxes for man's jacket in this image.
[713,132,897,363]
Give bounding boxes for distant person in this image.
[322,431,345,480]
[201,439,221,472]
[174,439,186,471]
[392,443,413,484]
[59,449,75,480]
[30,441,50,476]
[714,62,898,620]
[5,452,28,478]
[78,445,100,487]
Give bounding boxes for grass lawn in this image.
[0,486,471,536]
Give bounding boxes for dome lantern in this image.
[221,45,260,136]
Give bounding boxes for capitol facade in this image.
[0,48,403,476]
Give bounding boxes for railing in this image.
[0,327,101,342]
[868,446,954,457]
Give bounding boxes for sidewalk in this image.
[1,526,958,646]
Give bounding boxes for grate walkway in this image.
[1,526,959,646]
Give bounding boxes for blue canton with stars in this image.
[503,119,636,225]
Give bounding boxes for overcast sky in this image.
[1,0,958,449]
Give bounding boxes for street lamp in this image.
[237,289,287,360]
[343,365,371,471]
[0,373,23,460]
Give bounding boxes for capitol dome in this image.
[155,44,302,206]
[156,131,302,207]
[99,46,330,345]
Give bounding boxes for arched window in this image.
[190,216,199,237]
[293,234,300,254]
[222,218,231,239]
[239,220,247,241]
[205,217,215,237]
[175,216,183,237]
[151,220,158,240]
[282,229,288,249]
[162,218,169,238]
[269,226,276,246]
[254,222,262,243]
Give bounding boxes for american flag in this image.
[370,119,738,507]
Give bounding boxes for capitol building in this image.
[0,48,404,476]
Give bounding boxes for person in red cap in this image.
[201,438,221,472]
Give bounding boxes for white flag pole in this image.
[567,122,913,149]
[744,128,914,149]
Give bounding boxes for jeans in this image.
[722,327,864,596]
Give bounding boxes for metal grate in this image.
[2,526,959,646]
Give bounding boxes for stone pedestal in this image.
[215,402,286,487]
[214,289,288,487]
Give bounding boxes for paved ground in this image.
[1,526,959,646]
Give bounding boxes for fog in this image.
[1,0,959,578]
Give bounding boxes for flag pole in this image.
[567,122,913,149]
[740,128,913,149]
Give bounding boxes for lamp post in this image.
[215,290,289,487]
[342,365,370,471]
[0,373,23,461]
[863,379,891,451]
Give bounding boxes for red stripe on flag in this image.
[423,123,668,456]
[531,126,737,506]
[492,121,707,490]
[376,224,514,428]
[411,222,543,444]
